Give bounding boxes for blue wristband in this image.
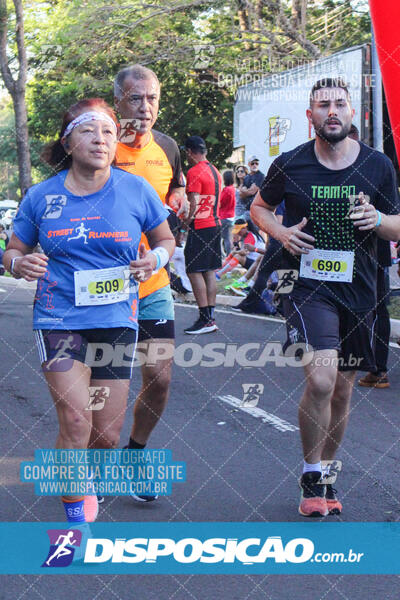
[154,252,161,271]
[375,210,382,228]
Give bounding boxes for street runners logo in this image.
[42,529,82,567]
[47,226,131,243]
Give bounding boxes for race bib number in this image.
[300,249,354,283]
[74,266,137,306]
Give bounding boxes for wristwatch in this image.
[10,256,21,276]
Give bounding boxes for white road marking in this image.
[0,288,6,292]
[218,394,299,432]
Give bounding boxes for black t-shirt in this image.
[377,238,391,268]
[259,140,400,311]
[243,170,265,208]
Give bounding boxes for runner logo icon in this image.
[42,529,82,567]
[241,383,264,407]
[68,223,91,244]
[86,386,110,411]
[43,195,67,220]
[275,269,299,294]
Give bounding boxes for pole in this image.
[371,26,383,152]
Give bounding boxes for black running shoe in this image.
[122,445,159,503]
[130,492,159,503]
[298,471,328,517]
[231,303,257,314]
[184,317,217,334]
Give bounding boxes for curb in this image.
[182,292,242,307]
[3,276,400,342]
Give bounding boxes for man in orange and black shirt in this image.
[113,64,187,501]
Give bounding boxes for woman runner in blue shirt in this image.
[3,98,175,523]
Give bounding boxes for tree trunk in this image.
[14,90,32,195]
[0,0,32,197]
[237,0,251,50]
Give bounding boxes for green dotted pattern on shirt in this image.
[310,199,355,251]
[310,199,356,278]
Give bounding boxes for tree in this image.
[0,0,371,198]
[0,0,31,196]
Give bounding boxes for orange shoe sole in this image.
[299,497,328,517]
[326,498,342,515]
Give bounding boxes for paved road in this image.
[1,277,399,598]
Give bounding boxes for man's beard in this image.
[315,121,351,144]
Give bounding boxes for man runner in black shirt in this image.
[251,78,400,518]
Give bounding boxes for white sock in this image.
[238,275,246,282]
[303,460,321,474]
[248,279,255,287]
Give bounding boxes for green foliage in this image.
[0,0,372,198]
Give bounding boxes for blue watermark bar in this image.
[20,450,185,496]
[1,522,399,574]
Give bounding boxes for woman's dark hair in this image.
[223,170,234,187]
[41,98,119,172]
[235,164,248,186]
[234,217,263,242]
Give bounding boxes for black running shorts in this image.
[184,226,222,273]
[282,291,376,372]
[34,327,138,379]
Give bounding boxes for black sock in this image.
[128,437,146,449]
[199,306,209,321]
[208,305,215,319]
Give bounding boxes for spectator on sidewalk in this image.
[0,224,9,251]
[235,164,249,218]
[182,135,222,334]
[219,170,235,255]
[232,201,286,313]
[239,155,265,220]
[218,218,265,294]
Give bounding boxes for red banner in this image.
[370,0,400,161]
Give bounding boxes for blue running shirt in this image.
[13,167,169,330]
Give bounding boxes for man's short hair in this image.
[114,64,160,99]
[309,78,350,105]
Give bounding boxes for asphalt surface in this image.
[1,276,400,598]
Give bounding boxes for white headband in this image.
[62,111,117,140]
